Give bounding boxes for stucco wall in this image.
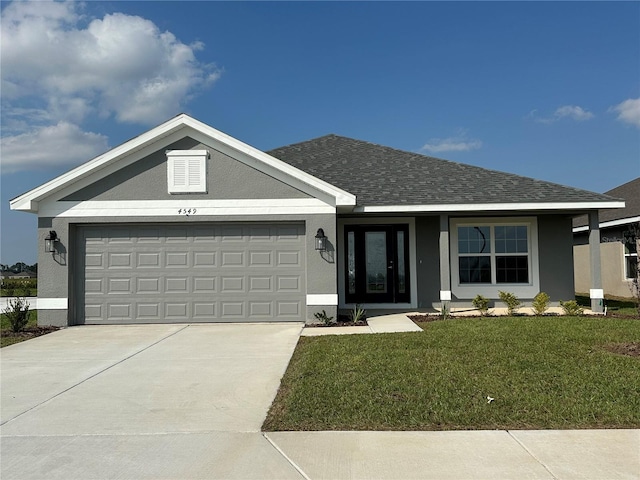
[63,137,310,202]
[538,214,575,301]
[415,216,440,308]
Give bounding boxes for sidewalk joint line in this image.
[0,325,191,427]
[263,433,311,480]
[506,430,559,480]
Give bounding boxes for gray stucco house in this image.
[11,114,624,326]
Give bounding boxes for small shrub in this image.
[349,304,366,323]
[3,297,30,333]
[498,291,522,316]
[313,309,335,326]
[472,295,490,316]
[440,302,451,320]
[532,292,550,316]
[560,300,584,316]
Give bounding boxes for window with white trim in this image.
[451,217,539,298]
[167,150,208,193]
[624,231,638,280]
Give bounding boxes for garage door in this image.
[77,223,306,324]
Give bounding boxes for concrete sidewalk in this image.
[267,429,639,480]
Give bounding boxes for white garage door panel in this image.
[78,224,305,324]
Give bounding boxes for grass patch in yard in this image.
[263,316,640,431]
[1,311,58,347]
[576,294,639,317]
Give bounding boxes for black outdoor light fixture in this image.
[44,230,58,253]
[315,228,327,251]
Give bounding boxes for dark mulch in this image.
[602,342,640,358]
[1,326,59,347]
[308,314,368,328]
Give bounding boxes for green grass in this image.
[263,316,640,431]
[576,294,639,316]
[1,311,40,347]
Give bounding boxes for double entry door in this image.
[344,224,410,304]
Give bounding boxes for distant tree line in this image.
[0,263,37,274]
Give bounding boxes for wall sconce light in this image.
[315,228,327,251]
[44,230,58,253]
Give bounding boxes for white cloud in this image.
[421,131,482,154]
[1,123,109,174]
[531,105,594,124]
[0,0,219,172]
[610,98,640,128]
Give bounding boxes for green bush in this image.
[560,300,584,316]
[498,291,522,316]
[349,304,366,323]
[472,295,490,316]
[3,297,30,333]
[532,292,550,316]
[313,309,335,326]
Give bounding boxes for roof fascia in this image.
[11,114,355,212]
[573,215,640,233]
[352,201,626,214]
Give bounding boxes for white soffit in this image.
[10,114,356,213]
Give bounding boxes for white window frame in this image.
[624,244,638,280]
[450,217,540,298]
[167,149,208,194]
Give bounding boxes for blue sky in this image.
[1,1,639,265]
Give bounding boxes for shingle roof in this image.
[573,177,640,228]
[268,134,619,207]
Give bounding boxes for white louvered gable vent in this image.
[167,150,208,193]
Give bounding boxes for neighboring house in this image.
[10,114,623,326]
[573,178,640,299]
[0,271,36,280]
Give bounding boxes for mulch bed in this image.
[1,326,59,346]
[308,315,368,328]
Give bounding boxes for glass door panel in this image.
[365,232,388,294]
[397,230,406,294]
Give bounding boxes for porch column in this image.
[439,214,452,307]
[589,211,604,313]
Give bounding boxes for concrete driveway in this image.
[1,323,306,479]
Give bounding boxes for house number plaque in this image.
[178,208,197,216]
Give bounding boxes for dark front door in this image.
[345,224,410,304]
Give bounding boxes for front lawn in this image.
[263,316,640,431]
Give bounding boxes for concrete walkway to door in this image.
[2,323,638,479]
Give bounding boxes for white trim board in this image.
[306,294,339,306]
[39,199,335,218]
[573,216,640,233]
[354,201,625,213]
[0,298,68,310]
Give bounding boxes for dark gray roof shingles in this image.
[573,177,640,228]
[268,134,620,207]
